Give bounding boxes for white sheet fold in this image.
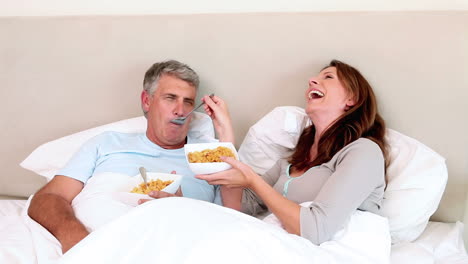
[60,197,391,264]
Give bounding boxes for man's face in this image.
[141,74,196,149]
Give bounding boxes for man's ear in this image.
[141,90,151,112]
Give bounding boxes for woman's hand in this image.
[196,157,257,188]
[202,95,235,143]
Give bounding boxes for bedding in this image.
[1,199,466,264]
[58,198,391,264]
[1,188,391,263]
[2,107,466,263]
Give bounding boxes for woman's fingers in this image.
[221,157,251,176]
[196,172,227,184]
[220,156,242,168]
[196,168,247,187]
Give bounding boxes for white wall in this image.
[1,0,468,16]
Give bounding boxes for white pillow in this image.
[238,106,448,244]
[20,112,215,181]
[382,129,447,244]
[238,106,311,175]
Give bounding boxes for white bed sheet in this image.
[0,200,35,263]
[0,199,26,216]
[1,198,467,264]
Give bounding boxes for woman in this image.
[197,60,389,244]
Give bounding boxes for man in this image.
[28,60,234,253]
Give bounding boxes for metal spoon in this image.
[139,167,148,189]
[170,93,214,125]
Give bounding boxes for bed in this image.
[1,108,468,263]
[1,11,467,264]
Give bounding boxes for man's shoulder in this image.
[94,131,141,140]
[86,131,143,147]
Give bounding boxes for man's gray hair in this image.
[143,60,200,96]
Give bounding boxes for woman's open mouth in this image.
[308,90,324,99]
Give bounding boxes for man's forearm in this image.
[28,193,89,253]
[217,123,235,144]
[220,186,243,211]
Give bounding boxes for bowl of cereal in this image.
[112,172,183,206]
[118,172,182,194]
[184,142,239,175]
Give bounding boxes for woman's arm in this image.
[197,157,302,235]
[299,139,385,244]
[248,174,302,235]
[199,139,385,243]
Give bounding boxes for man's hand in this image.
[137,187,183,205]
[202,95,235,143]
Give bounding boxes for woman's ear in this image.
[345,96,356,111]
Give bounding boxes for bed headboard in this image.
[1,11,467,229]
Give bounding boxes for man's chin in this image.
[164,135,188,147]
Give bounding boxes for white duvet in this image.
[1,172,392,264]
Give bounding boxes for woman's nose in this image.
[309,77,318,86]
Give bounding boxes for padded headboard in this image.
[1,12,467,228]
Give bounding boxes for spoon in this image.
[170,93,214,125]
[139,167,148,189]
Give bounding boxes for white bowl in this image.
[112,172,183,207]
[116,172,183,194]
[184,142,239,175]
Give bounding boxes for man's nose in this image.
[173,101,185,117]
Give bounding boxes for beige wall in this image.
[2,0,467,16]
[0,12,467,227]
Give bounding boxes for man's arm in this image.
[28,175,88,253]
[202,95,235,143]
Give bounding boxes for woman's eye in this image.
[325,75,333,79]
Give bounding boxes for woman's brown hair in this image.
[289,60,389,181]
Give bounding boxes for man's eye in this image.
[184,101,194,106]
[325,75,333,79]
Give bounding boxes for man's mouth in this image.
[169,120,183,126]
[308,90,325,99]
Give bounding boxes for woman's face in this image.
[305,66,355,121]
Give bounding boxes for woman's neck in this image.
[309,114,337,160]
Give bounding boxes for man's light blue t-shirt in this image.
[57,131,220,204]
